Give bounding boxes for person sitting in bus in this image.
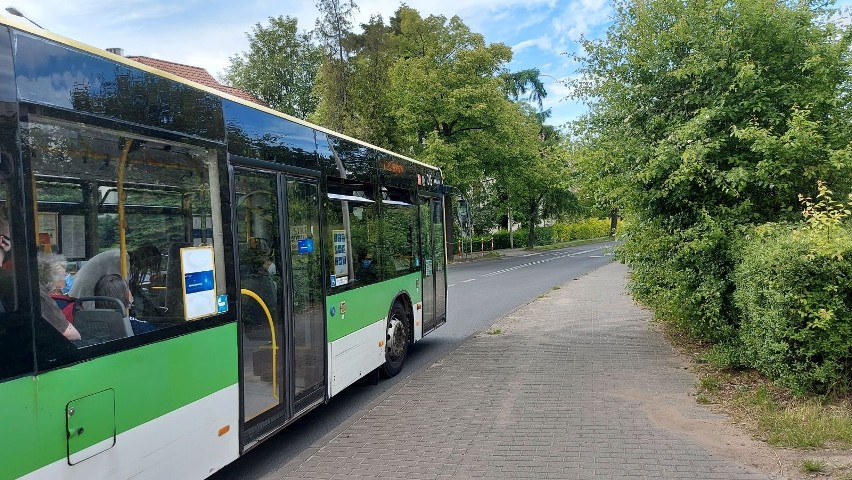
[128,244,166,316]
[37,252,81,341]
[357,252,378,283]
[94,273,156,335]
[62,266,75,294]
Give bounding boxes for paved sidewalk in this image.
[278,262,778,479]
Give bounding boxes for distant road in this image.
[211,241,617,480]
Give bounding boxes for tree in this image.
[223,16,321,119]
[312,0,359,131]
[338,14,398,147]
[385,8,517,185]
[503,111,573,247]
[500,68,547,109]
[571,0,852,341]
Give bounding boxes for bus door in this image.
[420,196,447,334]
[233,166,325,448]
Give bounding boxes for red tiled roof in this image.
[127,56,265,106]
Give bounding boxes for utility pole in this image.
[508,191,514,249]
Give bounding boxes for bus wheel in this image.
[382,302,409,378]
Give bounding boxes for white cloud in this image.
[512,37,552,54]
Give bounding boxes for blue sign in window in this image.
[298,238,314,254]
[184,270,214,294]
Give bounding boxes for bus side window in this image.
[379,187,417,280]
[25,115,227,369]
[0,153,38,381]
[325,180,380,289]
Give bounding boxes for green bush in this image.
[570,218,612,240]
[734,223,852,394]
[620,216,741,343]
[480,218,611,249]
[552,223,572,242]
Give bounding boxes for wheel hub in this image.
[386,317,404,358]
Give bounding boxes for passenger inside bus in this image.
[94,273,155,335]
[128,244,166,317]
[40,253,76,322]
[357,252,377,283]
[36,252,81,341]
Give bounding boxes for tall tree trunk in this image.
[526,200,538,248]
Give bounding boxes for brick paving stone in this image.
[277,262,779,480]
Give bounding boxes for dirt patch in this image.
[615,387,852,479]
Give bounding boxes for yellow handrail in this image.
[240,288,278,400]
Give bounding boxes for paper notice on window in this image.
[180,246,217,320]
[60,215,85,258]
[332,229,347,277]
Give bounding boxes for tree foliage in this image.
[571,0,852,341]
[312,0,359,131]
[223,16,321,119]
[228,3,575,236]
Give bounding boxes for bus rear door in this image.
[420,196,447,334]
[233,165,325,450]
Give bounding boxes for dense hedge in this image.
[621,216,740,344]
[473,218,614,249]
[734,223,852,394]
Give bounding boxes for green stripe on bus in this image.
[326,273,422,342]
[1,323,237,479]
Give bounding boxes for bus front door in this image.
[420,196,447,334]
[234,168,325,449]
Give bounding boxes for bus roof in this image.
[0,14,441,174]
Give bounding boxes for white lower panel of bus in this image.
[413,302,423,341]
[328,318,386,397]
[22,384,239,480]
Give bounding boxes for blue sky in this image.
[7,0,851,129]
[9,0,612,128]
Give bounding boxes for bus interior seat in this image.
[67,249,126,299]
[72,296,133,347]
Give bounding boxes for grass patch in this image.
[486,328,502,335]
[801,459,826,473]
[758,398,852,448]
[658,318,852,450]
[697,375,721,395]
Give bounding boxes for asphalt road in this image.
[211,241,616,480]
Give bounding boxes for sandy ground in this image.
[624,352,852,480]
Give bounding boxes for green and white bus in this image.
[0,15,448,480]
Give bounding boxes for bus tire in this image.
[381,301,409,378]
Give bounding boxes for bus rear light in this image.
[218,425,230,437]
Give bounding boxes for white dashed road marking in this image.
[480,248,603,278]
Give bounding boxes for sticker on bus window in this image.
[298,238,314,254]
[180,246,217,320]
[333,229,348,276]
[330,275,348,287]
[217,295,228,313]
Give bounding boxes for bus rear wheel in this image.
[381,302,409,378]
